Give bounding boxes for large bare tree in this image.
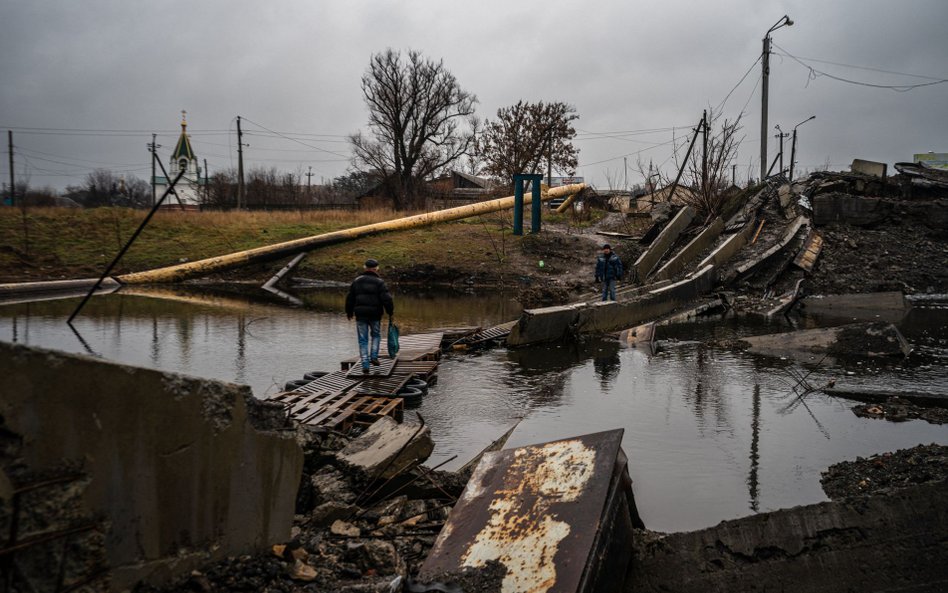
[350,49,478,209]
[477,100,579,184]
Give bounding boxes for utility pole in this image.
[204,158,209,202]
[236,115,245,210]
[7,131,14,207]
[761,15,793,182]
[623,157,628,191]
[732,164,737,186]
[701,109,709,195]
[306,166,314,192]
[147,133,160,207]
[774,125,789,175]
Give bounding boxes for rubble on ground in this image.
[135,424,464,593]
[852,398,948,425]
[820,443,948,500]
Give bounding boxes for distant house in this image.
[425,171,495,208]
[356,171,497,210]
[634,185,698,213]
[153,112,207,210]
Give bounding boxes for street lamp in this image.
[760,15,793,182]
[789,115,816,182]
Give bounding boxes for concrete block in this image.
[697,219,754,271]
[652,217,724,281]
[852,158,887,179]
[634,205,695,280]
[336,416,434,480]
[0,342,303,591]
[629,481,948,593]
[740,321,911,361]
[812,193,893,226]
[506,303,584,346]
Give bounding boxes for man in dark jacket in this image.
[345,258,395,373]
[595,244,623,302]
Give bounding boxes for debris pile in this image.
[135,422,465,593]
[820,443,948,500]
[851,398,948,424]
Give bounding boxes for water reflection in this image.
[1,289,945,533]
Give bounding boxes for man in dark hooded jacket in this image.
[345,258,394,373]
[595,244,623,302]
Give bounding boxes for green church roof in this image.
[171,111,196,162]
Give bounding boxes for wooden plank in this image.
[793,230,823,272]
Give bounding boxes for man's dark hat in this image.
[602,243,611,249]
[365,258,379,268]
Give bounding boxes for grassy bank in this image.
[0,207,605,287]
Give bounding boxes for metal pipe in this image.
[118,184,585,284]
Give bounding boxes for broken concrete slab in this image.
[739,321,911,361]
[336,416,434,480]
[696,218,757,272]
[420,430,640,593]
[731,215,808,281]
[633,205,695,280]
[851,158,888,179]
[507,303,583,346]
[651,217,724,281]
[823,386,948,408]
[802,291,909,314]
[0,341,303,591]
[629,480,948,593]
[812,193,895,226]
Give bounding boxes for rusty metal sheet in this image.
[420,429,631,593]
[793,230,823,272]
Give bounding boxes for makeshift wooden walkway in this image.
[269,332,444,432]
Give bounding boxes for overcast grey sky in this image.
[2,0,946,192]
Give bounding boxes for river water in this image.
[2,287,945,532]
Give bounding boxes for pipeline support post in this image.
[513,173,544,236]
[513,177,524,236]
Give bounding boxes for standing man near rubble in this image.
[345,258,395,374]
[595,244,624,302]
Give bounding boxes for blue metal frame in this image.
[513,174,543,235]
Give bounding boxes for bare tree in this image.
[637,110,744,218]
[477,100,579,185]
[350,49,478,209]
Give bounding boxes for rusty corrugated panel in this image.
[793,230,823,272]
[420,429,637,593]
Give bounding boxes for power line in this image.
[771,50,947,81]
[714,54,763,114]
[578,137,681,168]
[238,117,351,159]
[772,43,948,91]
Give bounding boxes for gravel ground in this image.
[820,443,948,501]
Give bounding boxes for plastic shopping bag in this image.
[387,317,400,357]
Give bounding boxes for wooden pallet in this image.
[340,332,445,370]
[392,360,439,382]
[297,370,360,394]
[351,395,404,424]
[345,357,397,378]
[356,373,412,397]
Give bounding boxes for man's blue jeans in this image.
[356,318,381,369]
[601,279,617,302]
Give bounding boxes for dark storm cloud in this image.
[2,0,946,190]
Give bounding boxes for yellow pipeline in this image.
[118,183,586,284]
[555,191,579,213]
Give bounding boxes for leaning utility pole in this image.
[236,115,245,209]
[7,131,14,207]
[761,15,793,182]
